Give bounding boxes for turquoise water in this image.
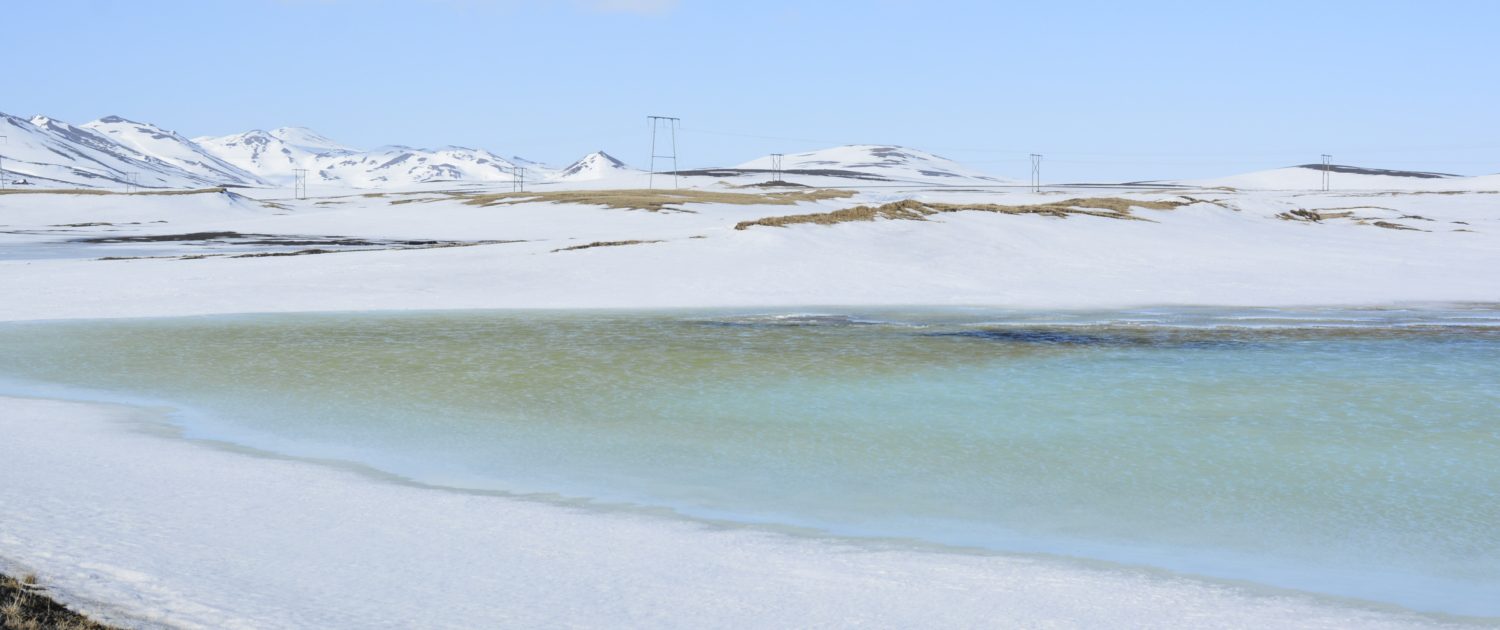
[1,308,1497,617]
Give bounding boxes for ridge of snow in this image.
[81,116,267,186]
[306,145,543,187]
[736,145,1012,184]
[193,128,559,187]
[1,112,229,189]
[193,128,355,184]
[268,127,355,154]
[1174,164,1472,191]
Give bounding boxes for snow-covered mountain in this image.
[735,145,1011,184]
[193,127,357,184]
[44,112,1498,194]
[194,126,561,188]
[1,111,559,191]
[6,109,1024,191]
[262,126,353,155]
[1173,164,1465,191]
[553,151,637,181]
[81,116,267,186]
[1,113,250,189]
[306,145,547,187]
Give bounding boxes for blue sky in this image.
[6,0,1498,181]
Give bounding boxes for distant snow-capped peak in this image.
[554,151,634,181]
[191,126,560,187]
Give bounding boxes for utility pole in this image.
[1321,154,1332,192]
[770,153,784,183]
[1030,153,1043,193]
[512,166,526,192]
[293,168,308,200]
[647,115,680,189]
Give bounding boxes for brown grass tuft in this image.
[458,188,855,212]
[551,239,664,252]
[1,572,116,630]
[734,197,1191,230]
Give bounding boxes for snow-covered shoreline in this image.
[0,394,1472,629]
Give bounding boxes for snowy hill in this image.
[1,113,240,189]
[1173,164,1465,191]
[732,145,1012,184]
[194,126,558,188]
[307,145,544,187]
[552,151,637,182]
[193,128,357,184]
[1463,173,1500,190]
[262,127,354,155]
[18,109,1493,194]
[81,116,267,186]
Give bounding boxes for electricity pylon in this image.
[647,115,680,189]
[1030,153,1043,193]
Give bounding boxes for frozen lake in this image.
[2,307,1497,618]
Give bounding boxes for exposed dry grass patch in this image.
[1275,208,1431,232]
[459,188,855,212]
[1276,209,1356,223]
[1,572,116,630]
[1179,196,1237,211]
[735,197,1191,230]
[552,239,664,252]
[361,192,452,206]
[1317,205,1399,213]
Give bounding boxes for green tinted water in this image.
[1,309,1496,616]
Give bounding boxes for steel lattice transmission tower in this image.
[0,134,8,190]
[1321,154,1332,192]
[647,115,680,189]
[293,169,309,200]
[769,153,784,183]
[512,165,526,192]
[1029,154,1043,193]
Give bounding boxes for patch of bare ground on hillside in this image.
[552,239,665,252]
[1,572,116,630]
[458,189,856,212]
[734,197,1193,230]
[1274,207,1450,232]
[1343,190,1500,197]
[731,180,813,189]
